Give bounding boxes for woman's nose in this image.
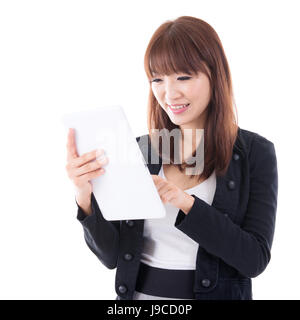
[165,81,182,100]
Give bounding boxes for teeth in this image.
[170,104,189,110]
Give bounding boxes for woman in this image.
[66,16,278,300]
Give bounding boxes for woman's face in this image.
[150,70,211,129]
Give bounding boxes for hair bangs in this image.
[147,31,205,79]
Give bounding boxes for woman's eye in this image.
[151,78,162,83]
[178,76,191,80]
[151,76,191,83]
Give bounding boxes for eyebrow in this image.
[152,72,192,76]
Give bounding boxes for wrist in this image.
[181,194,195,215]
[75,191,92,216]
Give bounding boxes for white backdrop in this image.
[0,0,299,300]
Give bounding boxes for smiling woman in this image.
[144,16,238,183]
[70,15,278,301]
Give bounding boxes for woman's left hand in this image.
[151,175,195,215]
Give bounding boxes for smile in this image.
[167,103,190,114]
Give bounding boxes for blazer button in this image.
[118,285,127,294]
[126,220,134,227]
[233,153,240,161]
[124,253,133,261]
[227,180,235,190]
[201,279,211,288]
[224,213,229,217]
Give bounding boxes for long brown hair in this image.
[144,16,239,181]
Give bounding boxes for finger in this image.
[75,156,109,176]
[151,174,158,182]
[71,148,105,168]
[156,179,168,191]
[152,174,163,180]
[151,175,165,185]
[67,128,79,161]
[161,190,175,203]
[159,184,172,195]
[153,180,168,193]
[74,168,105,186]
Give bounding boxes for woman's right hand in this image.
[65,128,109,201]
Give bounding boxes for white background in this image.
[0,0,299,300]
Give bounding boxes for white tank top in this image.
[133,165,217,299]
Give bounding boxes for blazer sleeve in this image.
[174,135,278,278]
[76,192,120,269]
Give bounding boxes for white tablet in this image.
[62,105,166,221]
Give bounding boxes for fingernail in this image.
[96,149,104,157]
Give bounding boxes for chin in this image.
[169,116,189,126]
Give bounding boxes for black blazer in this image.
[76,127,278,300]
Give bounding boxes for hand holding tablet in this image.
[63,106,166,221]
[66,128,108,215]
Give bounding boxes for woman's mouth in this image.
[167,103,190,114]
